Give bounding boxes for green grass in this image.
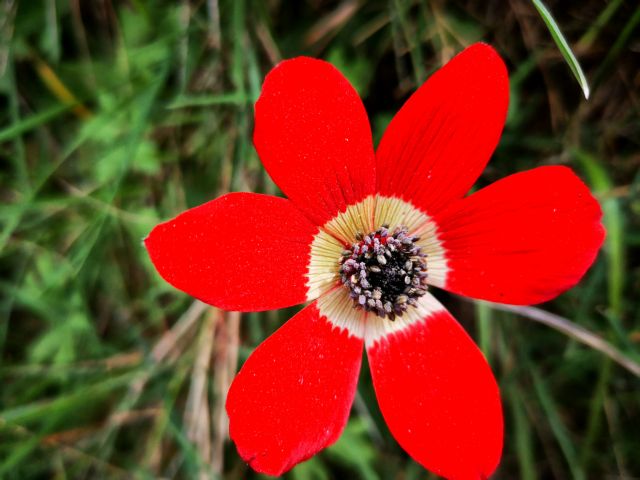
[1,1,639,478]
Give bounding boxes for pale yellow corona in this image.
[306,194,449,344]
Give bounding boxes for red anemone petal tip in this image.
[367,298,503,479]
[144,193,316,311]
[226,302,363,476]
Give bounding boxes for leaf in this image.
[531,0,590,99]
[325,419,379,480]
[289,456,330,480]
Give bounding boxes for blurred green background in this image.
[1,0,639,478]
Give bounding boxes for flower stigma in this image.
[339,225,428,320]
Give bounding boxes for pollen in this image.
[339,225,428,320]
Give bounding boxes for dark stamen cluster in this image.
[339,225,428,320]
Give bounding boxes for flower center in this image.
[339,225,428,320]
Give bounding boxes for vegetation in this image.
[1,0,638,478]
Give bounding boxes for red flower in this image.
[145,44,604,479]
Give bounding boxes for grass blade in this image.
[531,0,590,99]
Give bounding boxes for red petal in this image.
[376,43,509,215]
[254,57,375,226]
[145,193,317,311]
[434,166,605,305]
[226,302,363,475]
[367,294,502,479]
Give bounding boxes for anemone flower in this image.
[145,43,604,479]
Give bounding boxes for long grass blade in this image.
[531,0,590,99]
